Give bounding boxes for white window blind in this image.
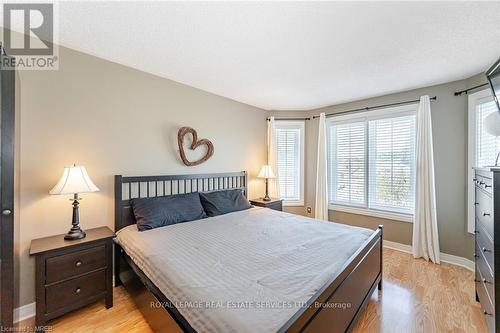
[328,121,366,206]
[275,121,304,204]
[368,115,416,214]
[327,105,417,218]
[475,100,500,167]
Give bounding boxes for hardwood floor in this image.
[351,248,487,333]
[17,248,487,333]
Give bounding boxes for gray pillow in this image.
[132,192,207,231]
[199,189,251,217]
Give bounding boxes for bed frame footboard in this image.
[280,225,383,333]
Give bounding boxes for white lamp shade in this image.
[257,165,276,179]
[49,165,100,195]
[485,111,500,137]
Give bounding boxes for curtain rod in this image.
[453,83,489,96]
[266,117,310,121]
[311,96,437,119]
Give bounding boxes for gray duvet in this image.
[115,207,373,333]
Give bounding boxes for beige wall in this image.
[271,74,488,261]
[17,46,268,307]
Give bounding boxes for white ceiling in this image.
[16,2,500,110]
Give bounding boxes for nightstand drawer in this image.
[46,245,106,283]
[46,269,106,314]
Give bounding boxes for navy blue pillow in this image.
[132,192,207,231]
[199,189,251,217]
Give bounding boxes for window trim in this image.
[467,89,494,234]
[329,204,414,223]
[327,103,417,222]
[275,120,305,206]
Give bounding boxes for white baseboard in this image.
[383,240,474,272]
[14,302,35,323]
[383,240,413,253]
[440,252,475,272]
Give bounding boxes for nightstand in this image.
[29,227,114,328]
[250,198,283,211]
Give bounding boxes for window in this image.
[275,121,305,205]
[328,104,417,221]
[329,121,366,206]
[474,97,499,167]
[467,89,497,233]
[368,115,416,214]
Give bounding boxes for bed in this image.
[114,171,383,333]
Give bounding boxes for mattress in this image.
[115,207,373,333]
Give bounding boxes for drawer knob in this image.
[483,278,490,284]
[75,260,82,267]
[75,287,81,294]
[482,247,490,252]
[484,310,493,316]
[474,202,479,206]
[483,212,491,217]
[480,181,485,185]
[474,253,479,258]
[484,184,492,189]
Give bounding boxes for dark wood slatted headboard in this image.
[114,171,248,232]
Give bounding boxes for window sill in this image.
[329,204,414,223]
[283,200,304,207]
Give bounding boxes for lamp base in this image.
[64,227,86,240]
[65,193,86,240]
[263,178,271,201]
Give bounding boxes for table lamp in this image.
[257,165,276,201]
[49,165,99,240]
[485,111,500,166]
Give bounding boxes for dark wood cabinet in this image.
[474,167,500,333]
[30,227,114,328]
[250,198,283,211]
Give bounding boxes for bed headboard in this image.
[114,171,248,232]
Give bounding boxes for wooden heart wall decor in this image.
[177,126,214,166]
